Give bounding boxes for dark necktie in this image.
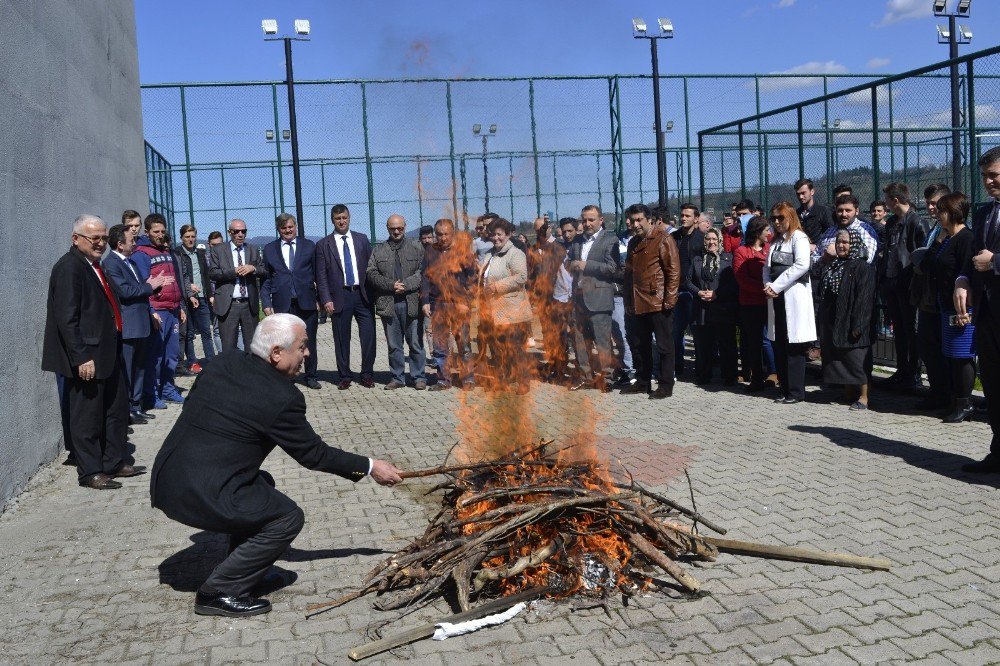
[986,200,1000,248]
[393,245,403,282]
[286,241,297,299]
[93,261,123,333]
[236,246,247,298]
[342,235,356,286]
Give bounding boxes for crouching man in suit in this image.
[150,313,404,617]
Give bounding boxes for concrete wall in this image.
[0,0,149,508]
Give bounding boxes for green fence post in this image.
[902,130,909,184]
[271,84,285,213]
[446,82,459,220]
[596,152,602,212]
[871,86,880,199]
[796,107,805,181]
[887,81,895,180]
[361,82,377,241]
[763,134,770,210]
[967,59,978,203]
[460,157,468,228]
[179,86,195,225]
[417,158,425,226]
[685,77,693,202]
[220,165,227,230]
[552,156,559,220]
[823,77,832,203]
[697,135,705,212]
[508,156,515,223]
[738,123,746,199]
[529,79,541,217]
[320,162,328,237]
[271,164,278,221]
[755,76,763,206]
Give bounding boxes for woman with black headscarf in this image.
[686,228,739,385]
[819,228,876,410]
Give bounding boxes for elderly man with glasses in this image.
[209,219,266,351]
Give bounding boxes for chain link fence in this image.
[142,72,893,241]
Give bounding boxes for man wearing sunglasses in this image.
[209,219,265,352]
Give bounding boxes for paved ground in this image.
[2,329,999,665]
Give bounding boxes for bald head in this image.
[386,214,406,242]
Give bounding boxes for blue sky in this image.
[136,0,998,83]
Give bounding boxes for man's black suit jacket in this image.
[261,237,318,312]
[964,200,1000,326]
[150,350,370,532]
[316,230,372,312]
[42,247,121,380]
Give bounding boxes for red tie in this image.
[92,261,123,333]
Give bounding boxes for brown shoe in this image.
[414,379,427,390]
[80,473,122,490]
[112,464,147,478]
[361,377,376,388]
[338,379,352,390]
[384,379,405,390]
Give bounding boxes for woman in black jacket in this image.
[819,229,876,410]
[686,228,739,385]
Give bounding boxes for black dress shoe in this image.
[776,397,803,405]
[80,473,122,490]
[251,569,298,595]
[112,464,147,478]
[943,400,974,423]
[961,455,1000,474]
[304,378,321,390]
[129,413,148,425]
[137,411,155,420]
[194,591,272,618]
[620,381,651,395]
[337,379,352,390]
[649,385,673,399]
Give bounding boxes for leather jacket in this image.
[625,227,680,314]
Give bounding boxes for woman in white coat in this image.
[764,201,816,404]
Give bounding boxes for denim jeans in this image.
[611,295,633,374]
[183,296,216,363]
[144,308,180,403]
[384,300,426,384]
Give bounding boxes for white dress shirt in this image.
[230,241,248,296]
[281,238,297,270]
[580,227,602,262]
[114,251,141,282]
[336,232,360,285]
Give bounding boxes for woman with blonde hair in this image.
[764,202,816,404]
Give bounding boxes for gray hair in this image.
[73,214,104,234]
[250,313,306,360]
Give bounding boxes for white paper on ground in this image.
[431,602,527,640]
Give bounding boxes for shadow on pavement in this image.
[789,424,1000,488]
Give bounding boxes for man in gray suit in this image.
[209,219,266,351]
[367,214,427,389]
[568,205,621,392]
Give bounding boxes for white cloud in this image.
[876,0,932,27]
[840,87,899,107]
[897,104,1000,129]
[757,60,850,92]
[741,5,761,18]
[774,0,796,7]
[867,57,891,69]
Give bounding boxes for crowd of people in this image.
[43,147,1000,495]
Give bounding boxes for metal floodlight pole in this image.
[633,17,672,210]
[935,1,972,191]
[264,19,309,239]
[474,124,496,212]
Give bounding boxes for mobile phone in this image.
[949,314,965,327]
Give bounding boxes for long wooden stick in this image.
[616,482,728,535]
[346,587,551,661]
[703,537,891,571]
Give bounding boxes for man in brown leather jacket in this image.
[621,203,681,399]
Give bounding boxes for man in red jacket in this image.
[132,214,187,407]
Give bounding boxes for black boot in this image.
[943,398,974,424]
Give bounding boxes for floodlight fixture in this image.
[489,124,498,134]
[473,124,482,135]
[262,19,278,35]
[937,24,950,42]
[957,0,972,16]
[265,129,275,141]
[833,118,842,128]
[959,25,973,41]
[282,129,291,140]
[632,18,647,37]
[665,120,674,131]
[932,0,948,16]
[294,19,310,35]
[658,18,674,38]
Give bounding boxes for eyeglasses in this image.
[770,215,785,222]
[229,229,247,235]
[76,234,109,244]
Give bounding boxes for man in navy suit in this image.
[316,204,376,389]
[103,224,172,424]
[261,213,320,389]
[955,146,1000,474]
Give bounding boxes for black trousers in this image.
[67,357,128,479]
[635,310,674,386]
[200,506,305,597]
[772,296,809,401]
[219,300,257,352]
[285,299,318,378]
[693,322,739,384]
[881,277,919,382]
[975,302,1000,457]
[739,304,767,386]
[917,309,949,398]
[332,288,376,380]
[122,336,148,413]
